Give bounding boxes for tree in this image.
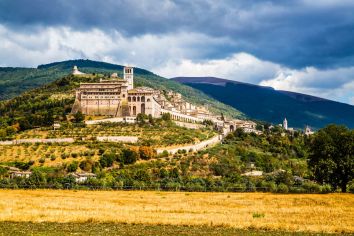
[99,152,115,168]
[161,113,171,121]
[120,149,138,164]
[136,113,147,124]
[308,124,354,192]
[139,146,155,160]
[67,161,78,172]
[148,114,154,125]
[74,111,84,123]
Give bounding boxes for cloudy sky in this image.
[0,0,353,104]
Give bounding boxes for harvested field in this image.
[0,190,353,233]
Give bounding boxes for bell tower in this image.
[124,66,134,90]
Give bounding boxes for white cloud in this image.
[154,53,281,84]
[260,67,354,104]
[156,53,354,105]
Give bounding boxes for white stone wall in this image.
[97,136,138,143]
[0,138,75,145]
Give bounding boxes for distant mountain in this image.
[0,60,243,119]
[172,77,354,129]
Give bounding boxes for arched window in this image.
[133,106,136,115]
[141,96,145,102]
[147,98,151,102]
[133,96,136,102]
[128,97,131,102]
[141,103,145,114]
[137,97,140,102]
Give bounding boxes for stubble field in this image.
[0,190,353,235]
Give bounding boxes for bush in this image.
[61,153,68,159]
[120,149,138,165]
[71,153,78,158]
[79,160,94,172]
[39,158,45,164]
[320,184,332,194]
[50,154,56,161]
[277,183,289,193]
[99,152,115,168]
[348,180,354,193]
[139,146,155,160]
[302,182,321,193]
[67,161,78,172]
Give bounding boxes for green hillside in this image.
[0,60,243,140]
[0,67,66,100]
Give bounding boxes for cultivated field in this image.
[0,190,353,234]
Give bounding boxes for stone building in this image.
[72,66,162,118]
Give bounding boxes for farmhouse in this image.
[71,172,97,183]
[9,170,32,178]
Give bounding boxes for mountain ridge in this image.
[172,76,354,129]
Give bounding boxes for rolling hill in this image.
[0,60,243,120]
[172,77,354,129]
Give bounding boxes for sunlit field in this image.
[0,190,353,234]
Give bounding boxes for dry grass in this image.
[0,190,353,233]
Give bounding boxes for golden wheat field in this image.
[0,190,353,233]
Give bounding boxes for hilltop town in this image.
[71,65,259,136]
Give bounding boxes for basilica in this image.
[72,66,161,118]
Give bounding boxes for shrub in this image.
[277,183,289,193]
[67,161,78,172]
[120,149,138,165]
[320,184,332,194]
[139,146,155,160]
[71,152,78,158]
[61,153,68,159]
[99,152,115,168]
[302,182,321,193]
[348,180,354,193]
[50,155,56,161]
[39,158,45,164]
[80,160,94,172]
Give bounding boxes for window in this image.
[141,103,145,114]
[141,96,145,102]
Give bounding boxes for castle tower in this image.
[124,66,134,90]
[283,118,288,130]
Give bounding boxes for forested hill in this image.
[172,77,354,129]
[0,60,243,134]
[0,59,155,101]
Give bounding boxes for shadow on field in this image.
[0,222,345,236]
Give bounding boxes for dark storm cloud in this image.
[0,0,354,69]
